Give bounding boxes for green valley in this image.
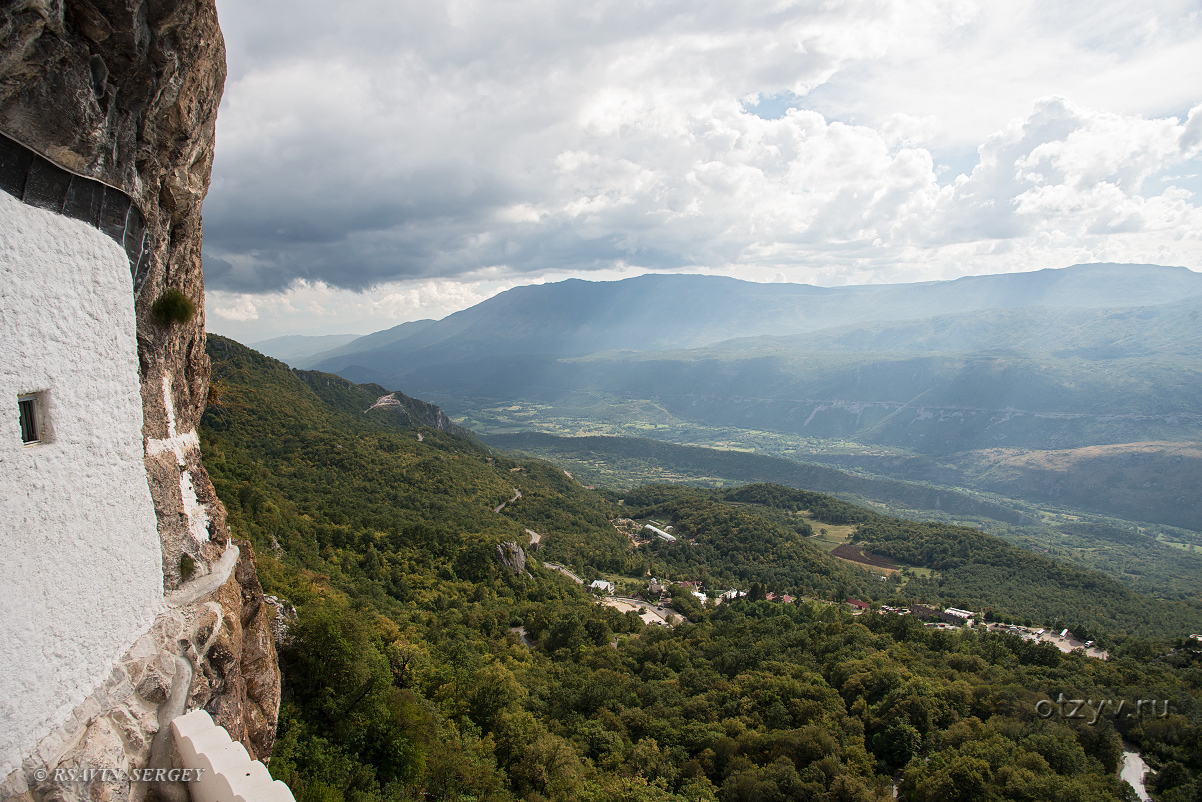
[483,432,1202,604]
[199,336,1202,802]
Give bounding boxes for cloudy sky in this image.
[203,0,1202,342]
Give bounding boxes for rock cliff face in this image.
[2,0,225,584]
[495,541,528,576]
[0,1,281,796]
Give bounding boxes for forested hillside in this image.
[607,484,1202,643]
[487,433,1202,604]
[200,337,1202,802]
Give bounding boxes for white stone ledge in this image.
[165,544,239,608]
[145,429,200,460]
[172,710,294,802]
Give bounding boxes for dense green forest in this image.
[201,337,1202,802]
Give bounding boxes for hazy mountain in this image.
[249,333,364,367]
[721,295,1202,358]
[311,263,1202,380]
[303,263,1202,527]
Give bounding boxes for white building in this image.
[644,524,676,543]
[590,580,615,595]
[0,183,164,778]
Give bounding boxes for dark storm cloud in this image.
[202,0,1202,296]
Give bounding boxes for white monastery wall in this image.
[0,190,163,778]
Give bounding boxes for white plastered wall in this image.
[0,190,163,778]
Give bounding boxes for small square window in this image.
[18,395,40,444]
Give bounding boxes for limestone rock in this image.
[108,704,150,759]
[134,664,171,706]
[263,595,297,647]
[32,717,131,802]
[495,541,527,576]
[198,542,281,762]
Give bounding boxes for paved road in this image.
[494,487,522,513]
[537,562,676,627]
[509,626,535,648]
[525,528,542,545]
[542,561,584,584]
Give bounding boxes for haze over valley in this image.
[251,263,1202,539]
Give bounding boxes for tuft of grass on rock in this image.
[152,289,195,326]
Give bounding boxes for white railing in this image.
[171,710,295,802]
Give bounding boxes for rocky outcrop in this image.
[495,541,528,576]
[365,390,470,435]
[0,0,282,795]
[294,370,476,439]
[202,544,281,762]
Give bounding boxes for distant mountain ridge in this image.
[249,333,363,367]
[296,263,1202,530]
[722,294,1202,358]
[311,263,1202,381]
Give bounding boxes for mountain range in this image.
[295,263,1202,378]
[259,263,1202,532]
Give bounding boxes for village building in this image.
[0,12,288,797]
[644,524,677,543]
[944,607,976,625]
[910,604,940,620]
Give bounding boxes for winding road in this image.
[494,487,522,513]
[542,561,584,583]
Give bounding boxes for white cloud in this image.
[203,0,1202,338]
[206,278,516,341]
[210,296,258,322]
